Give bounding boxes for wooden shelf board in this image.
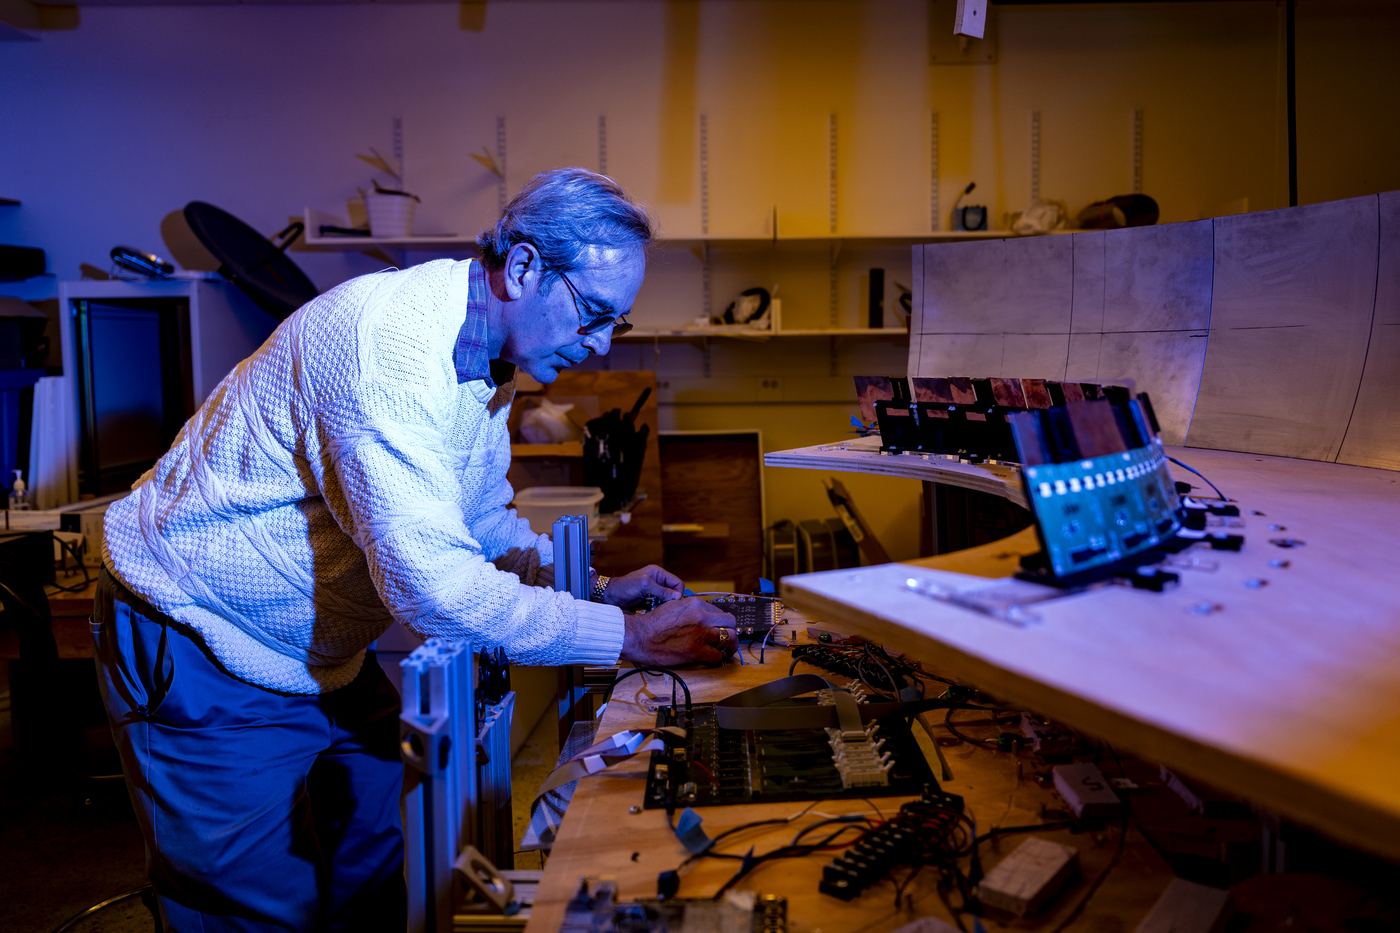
[304,233,478,249]
[509,442,583,458]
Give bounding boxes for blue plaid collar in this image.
[454,260,494,386]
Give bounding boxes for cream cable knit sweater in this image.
[102,259,624,695]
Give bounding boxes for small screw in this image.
[1269,559,1290,569]
[628,805,642,815]
[1189,601,1222,615]
[1243,578,1268,589]
[1267,524,1286,531]
[1270,538,1305,548]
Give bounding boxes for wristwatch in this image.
[591,574,611,603]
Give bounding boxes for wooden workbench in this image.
[777,445,1400,863]
[523,598,1190,933]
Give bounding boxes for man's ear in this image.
[502,242,539,300]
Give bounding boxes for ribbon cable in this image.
[530,726,686,814]
[713,674,953,732]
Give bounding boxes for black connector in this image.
[1130,567,1180,592]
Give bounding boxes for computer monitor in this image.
[1009,394,1180,580]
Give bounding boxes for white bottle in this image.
[9,469,31,511]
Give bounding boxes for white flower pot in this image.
[365,193,417,238]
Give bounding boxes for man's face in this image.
[498,245,645,384]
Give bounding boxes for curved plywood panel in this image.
[1187,197,1379,461]
[1337,190,1400,470]
[913,235,1072,379]
[1069,222,1213,445]
[911,195,1394,469]
[911,221,1212,446]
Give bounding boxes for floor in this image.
[0,660,559,933]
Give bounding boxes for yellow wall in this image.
[4,0,1397,559]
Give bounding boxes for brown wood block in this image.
[1135,878,1231,933]
[976,836,1079,917]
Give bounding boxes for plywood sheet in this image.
[1101,221,1213,333]
[1095,331,1209,446]
[1188,323,1373,460]
[1337,190,1400,471]
[1065,331,1102,381]
[1000,333,1072,379]
[1189,197,1379,460]
[1070,230,1106,334]
[912,333,1071,381]
[914,235,1073,340]
[913,332,1015,378]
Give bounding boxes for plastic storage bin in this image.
[512,486,604,535]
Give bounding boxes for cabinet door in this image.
[659,430,763,594]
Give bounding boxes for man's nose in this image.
[582,327,612,357]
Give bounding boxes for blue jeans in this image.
[92,569,406,932]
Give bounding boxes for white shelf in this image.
[302,208,478,250]
[657,231,1013,249]
[299,207,1029,253]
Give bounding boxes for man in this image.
[92,168,734,931]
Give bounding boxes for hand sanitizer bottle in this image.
[9,469,32,510]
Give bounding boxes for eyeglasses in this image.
[557,270,633,337]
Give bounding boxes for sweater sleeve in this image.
[301,262,621,667]
[468,433,556,581]
[316,384,621,666]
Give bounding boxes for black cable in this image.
[975,820,1073,847]
[1048,813,1128,933]
[50,885,154,933]
[711,822,870,899]
[47,538,92,593]
[944,708,1001,749]
[863,647,901,698]
[608,667,692,713]
[789,815,871,847]
[891,864,922,910]
[1167,455,1228,501]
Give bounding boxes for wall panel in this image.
[916,236,1073,338]
[1095,331,1210,446]
[1101,221,1213,333]
[1337,190,1400,469]
[1188,198,1378,460]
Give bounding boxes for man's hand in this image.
[603,564,685,609]
[620,597,737,667]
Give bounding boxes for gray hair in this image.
[477,168,655,289]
